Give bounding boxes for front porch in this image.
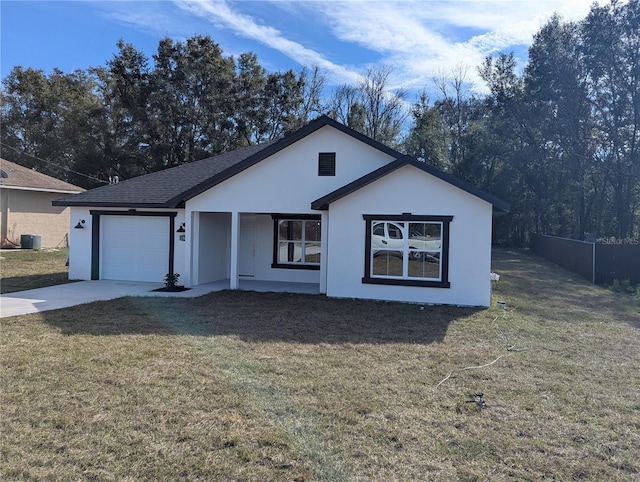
[186,211,327,293]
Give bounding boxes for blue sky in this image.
[2,0,601,94]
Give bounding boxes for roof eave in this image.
[311,157,409,210]
[311,156,511,213]
[51,200,173,209]
[1,185,84,194]
[492,205,511,216]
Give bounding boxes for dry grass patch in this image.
[0,248,72,294]
[1,249,639,480]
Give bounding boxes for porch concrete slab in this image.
[0,279,320,318]
[239,279,320,294]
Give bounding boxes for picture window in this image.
[363,214,452,288]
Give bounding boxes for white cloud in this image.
[99,0,605,93]
[173,0,361,84]
[297,0,600,89]
[98,1,183,38]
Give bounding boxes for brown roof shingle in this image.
[0,159,84,193]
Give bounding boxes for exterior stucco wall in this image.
[324,165,494,306]
[187,126,395,214]
[1,189,72,248]
[1,190,9,244]
[173,211,186,278]
[68,207,93,280]
[196,212,230,284]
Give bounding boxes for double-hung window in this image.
[272,214,321,270]
[363,214,452,287]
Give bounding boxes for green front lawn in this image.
[1,249,639,480]
[0,248,72,294]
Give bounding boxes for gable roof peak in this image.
[55,115,405,208]
[311,155,510,214]
[302,115,404,158]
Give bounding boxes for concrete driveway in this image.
[0,279,320,318]
[0,280,226,319]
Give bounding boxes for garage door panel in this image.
[100,216,170,282]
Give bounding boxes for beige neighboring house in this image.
[0,158,84,248]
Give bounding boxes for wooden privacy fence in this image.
[530,234,640,285]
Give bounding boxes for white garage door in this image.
[100,216,170,282]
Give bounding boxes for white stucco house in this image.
[54,116,509,307]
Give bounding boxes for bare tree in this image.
[327,65,408,147]
[297,66,326,123]
[326,84,362,127]
[359,65,408,146]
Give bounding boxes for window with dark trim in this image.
[363,214,452,288]
[272,214,321,270]
[318,152,336,176]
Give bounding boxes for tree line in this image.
[1,0,638,245]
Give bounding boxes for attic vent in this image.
[318,152,336,176]
[0,169,7,178]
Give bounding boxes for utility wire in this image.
[0,143,110,184]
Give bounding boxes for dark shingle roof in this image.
[52,116,509,214]
[53,141,277,208]
[0,159,84,193]
[53,116,403,208]
[311,156,510,213]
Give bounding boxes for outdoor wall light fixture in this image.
[74,220,86,229]
[176,223,186,233]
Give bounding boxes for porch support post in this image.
[319,210,328,294]
[186,211,197,286]
[230,211,239,289]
